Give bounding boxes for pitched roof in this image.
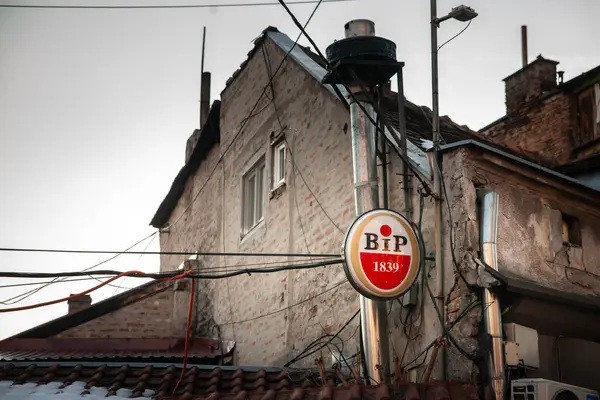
[0,362,479,400]
[0,338,234,364]
[8,279,168,339]
[150,100,221,228]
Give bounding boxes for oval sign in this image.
[342,209,421,300]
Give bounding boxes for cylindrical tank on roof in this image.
[344,19,375,38]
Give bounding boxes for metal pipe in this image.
[351,99,390,384]
[479,190,505,400]
[396,66,412,221]
[378,87,388,209]
[430,0,446,380]
[346,19,390,385]
[521,25,528,67]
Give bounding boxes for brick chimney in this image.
[68,294,92,314]
[503,55,559,115]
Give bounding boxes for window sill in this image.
[269,182,287,200]
[240,219,265,243]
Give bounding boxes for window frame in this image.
[272,141,286,188]
[241,158,266,235]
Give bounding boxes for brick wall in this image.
[54,281,192,339]
[482,92,575,166]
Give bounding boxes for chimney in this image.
[68,294,92,314]
[200,71,211,127]
[503,55,559,115]
[503,26,559,115]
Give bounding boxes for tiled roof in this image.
[0,363,479,400]
[0,338,234,364]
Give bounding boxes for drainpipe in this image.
[346,19,391,385]
[479,190,505,400]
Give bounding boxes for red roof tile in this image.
[0,338,234,363]
[0,363,479,400]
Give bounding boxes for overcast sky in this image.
[0,0,597,339]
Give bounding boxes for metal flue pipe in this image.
[479,190,505,400]
[346,19,391,385]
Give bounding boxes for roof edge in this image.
[438,139,600,195]
[150,100,221,228]
[8,279,170,339]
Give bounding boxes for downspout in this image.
[479,190,505,400]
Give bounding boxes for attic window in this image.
[561,214,581,246]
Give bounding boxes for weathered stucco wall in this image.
[405,147,600,384]
[159,37,368,367]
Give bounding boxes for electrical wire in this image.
[0,247,339,258]
[401,299,481,370]
[0,270,144,313]
[0,276,114,290]
[437,20,472,52]
[0,232,157,305]
[275,0,434,197]
[424,273,478,361]
[0,258,343,280]
[0,0,353,9]
[221,280,348,325]
[172,276,195,396]
[284,309,359,367]
[168,5,329,231]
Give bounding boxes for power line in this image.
[0,232,157,305]
[0,247,340,258]
[221,280,348,325]
[275,0,434,196]
[168,6,325,229]
[0,276,117,290]
[0,258,343,280]
[0,0,353,9]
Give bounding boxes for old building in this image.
[480,55,600,177]
[150,24,600,395]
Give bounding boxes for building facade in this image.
[151,26,600,393]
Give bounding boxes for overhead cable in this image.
[0,247,340,258]
[0,231,157,305]
[0,0,354,9]
[221,280,348,324]
[0,258,343,280]
[275,0,434,195]
[167,0,327,229]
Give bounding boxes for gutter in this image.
[437,140,600,195]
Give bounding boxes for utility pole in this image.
[430,0,446,381]
[345,19,390,385]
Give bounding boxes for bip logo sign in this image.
[342,209,421,300]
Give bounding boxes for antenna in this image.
[200,26,207,128]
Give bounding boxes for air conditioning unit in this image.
[511,379,599,400]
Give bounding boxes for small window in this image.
[562,214,581,246]
[272,142,286,187]
[242,159,265,234]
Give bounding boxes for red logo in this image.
[343,209,421,299]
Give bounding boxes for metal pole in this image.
[346,19,390,385]
[430,0,446,381]
[396,67,412,221]
[200,26,206,128]
[378,87,389,210]
[521,25,528,67]
[479,190,505,400]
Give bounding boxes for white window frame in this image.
[272,142,286,188]
[242,159,265,235]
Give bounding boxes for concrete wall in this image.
[54,282,191,339]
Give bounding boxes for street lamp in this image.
[429,0,477,382]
